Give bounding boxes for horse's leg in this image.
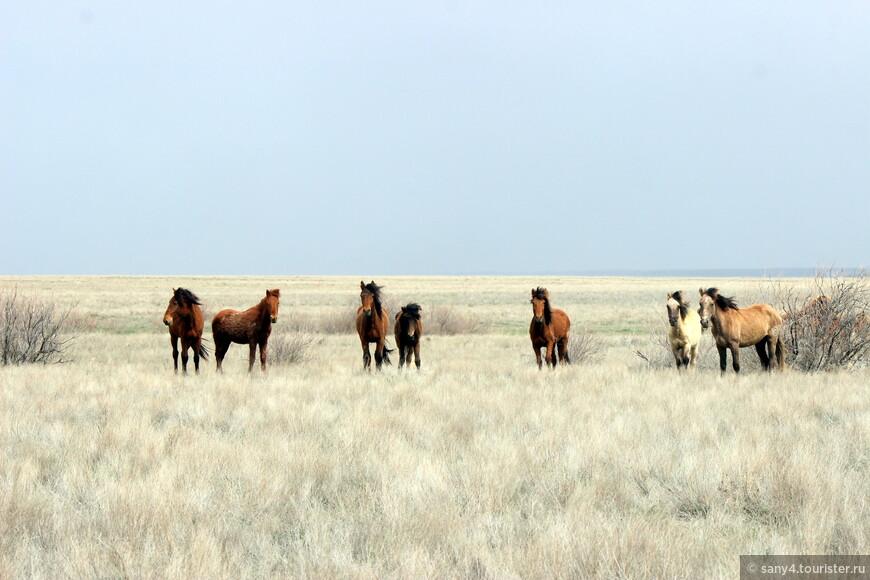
[730,343,741,373]
[546,341,556,368]
[397,340,406,368]
[534,345,543,369]
[259,339,268,372]
[717,345,728,374]
[558,338,570,365]
[361,340,371,371]
[689,344,699,370]
[755,340,770,371]
[248,342,257,373]
[671,348,683,371]
[413,341,421,370]
[375,339,385,370]
[171,335,179,373]
[215,339,229,373]
[180,339,190,374]
[193,337,201,374]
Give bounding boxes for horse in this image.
[394,303,422,370]
[529,287,571,369]
[698,287,785,374]
[212,289,280,372]
[666,291,702,371]
[163,288,209,374]
[356,281,392,370]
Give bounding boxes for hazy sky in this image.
[2,1,868,275]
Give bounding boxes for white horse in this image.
[667,291,702,371]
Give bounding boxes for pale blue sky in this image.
[1,1,868,275]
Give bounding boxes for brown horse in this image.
[395,303,422,370]
[163,288,209,374]
[698,287,785,374]
[212,289,280,373]
[356,281,392,370]
[529,287,571,369]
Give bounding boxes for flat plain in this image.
[1,276,868,579]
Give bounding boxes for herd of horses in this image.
[162,282,790,375]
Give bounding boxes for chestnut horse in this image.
[698,288,785,374]
[666,291,702,371]
[529,287,571,369]
[212,289,280,372]
[395,303,422,370]
[356,281,392,370]
[163,288,209,374]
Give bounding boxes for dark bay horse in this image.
[163,288,209,374]
[529,287,571,369]
[395,303,422,370]
[212,289,280,372]
[356,281,392,370]
[698,287,785,374]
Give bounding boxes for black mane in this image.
[363,281,384,316]
[671,291,689,319]
[706,287,739,310]
[399,303,422,320]
[532,287,553,325]
[175,288,202,306]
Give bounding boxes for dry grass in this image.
[0,276,868,579]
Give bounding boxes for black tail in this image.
[199,338,210,361]
[382,341,394,365]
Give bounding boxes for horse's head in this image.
[265,289,280,323]
[698,287,721,329]
[531,287,550,324]
[163,288,181,326]
[398,304,422,337]
[666,291,686,327]
[360,281,383,318]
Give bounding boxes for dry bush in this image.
[566,330,605,365]
[774,270,870,371]
[267,331,322,365]
[425,304,487,335]
[1,288,77,365]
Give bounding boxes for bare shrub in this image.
[567,330,605,365]
[773,270,870,371]
[267,331,322,365]
[1,288,77,365]
[426,305,486,335]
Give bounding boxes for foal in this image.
[395,303,423,370]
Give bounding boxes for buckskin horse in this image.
[698,287,785,374]
[529,287,571,369]
[163,288,209,374]
[212,289,280,372]
[666,291,702,371]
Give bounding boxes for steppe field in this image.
[1,275,868,579]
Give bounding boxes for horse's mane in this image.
[364,281,385,316]
[175,288,202,306]
[671,291,689,319]
[532,287,553,325]
[706,287,739,311]
[399,303,422,320]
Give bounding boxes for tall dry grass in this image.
[0,276,867,579]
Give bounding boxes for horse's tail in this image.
[382,341,394,366]
[199,338,210,361]
[775,335,786,371]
